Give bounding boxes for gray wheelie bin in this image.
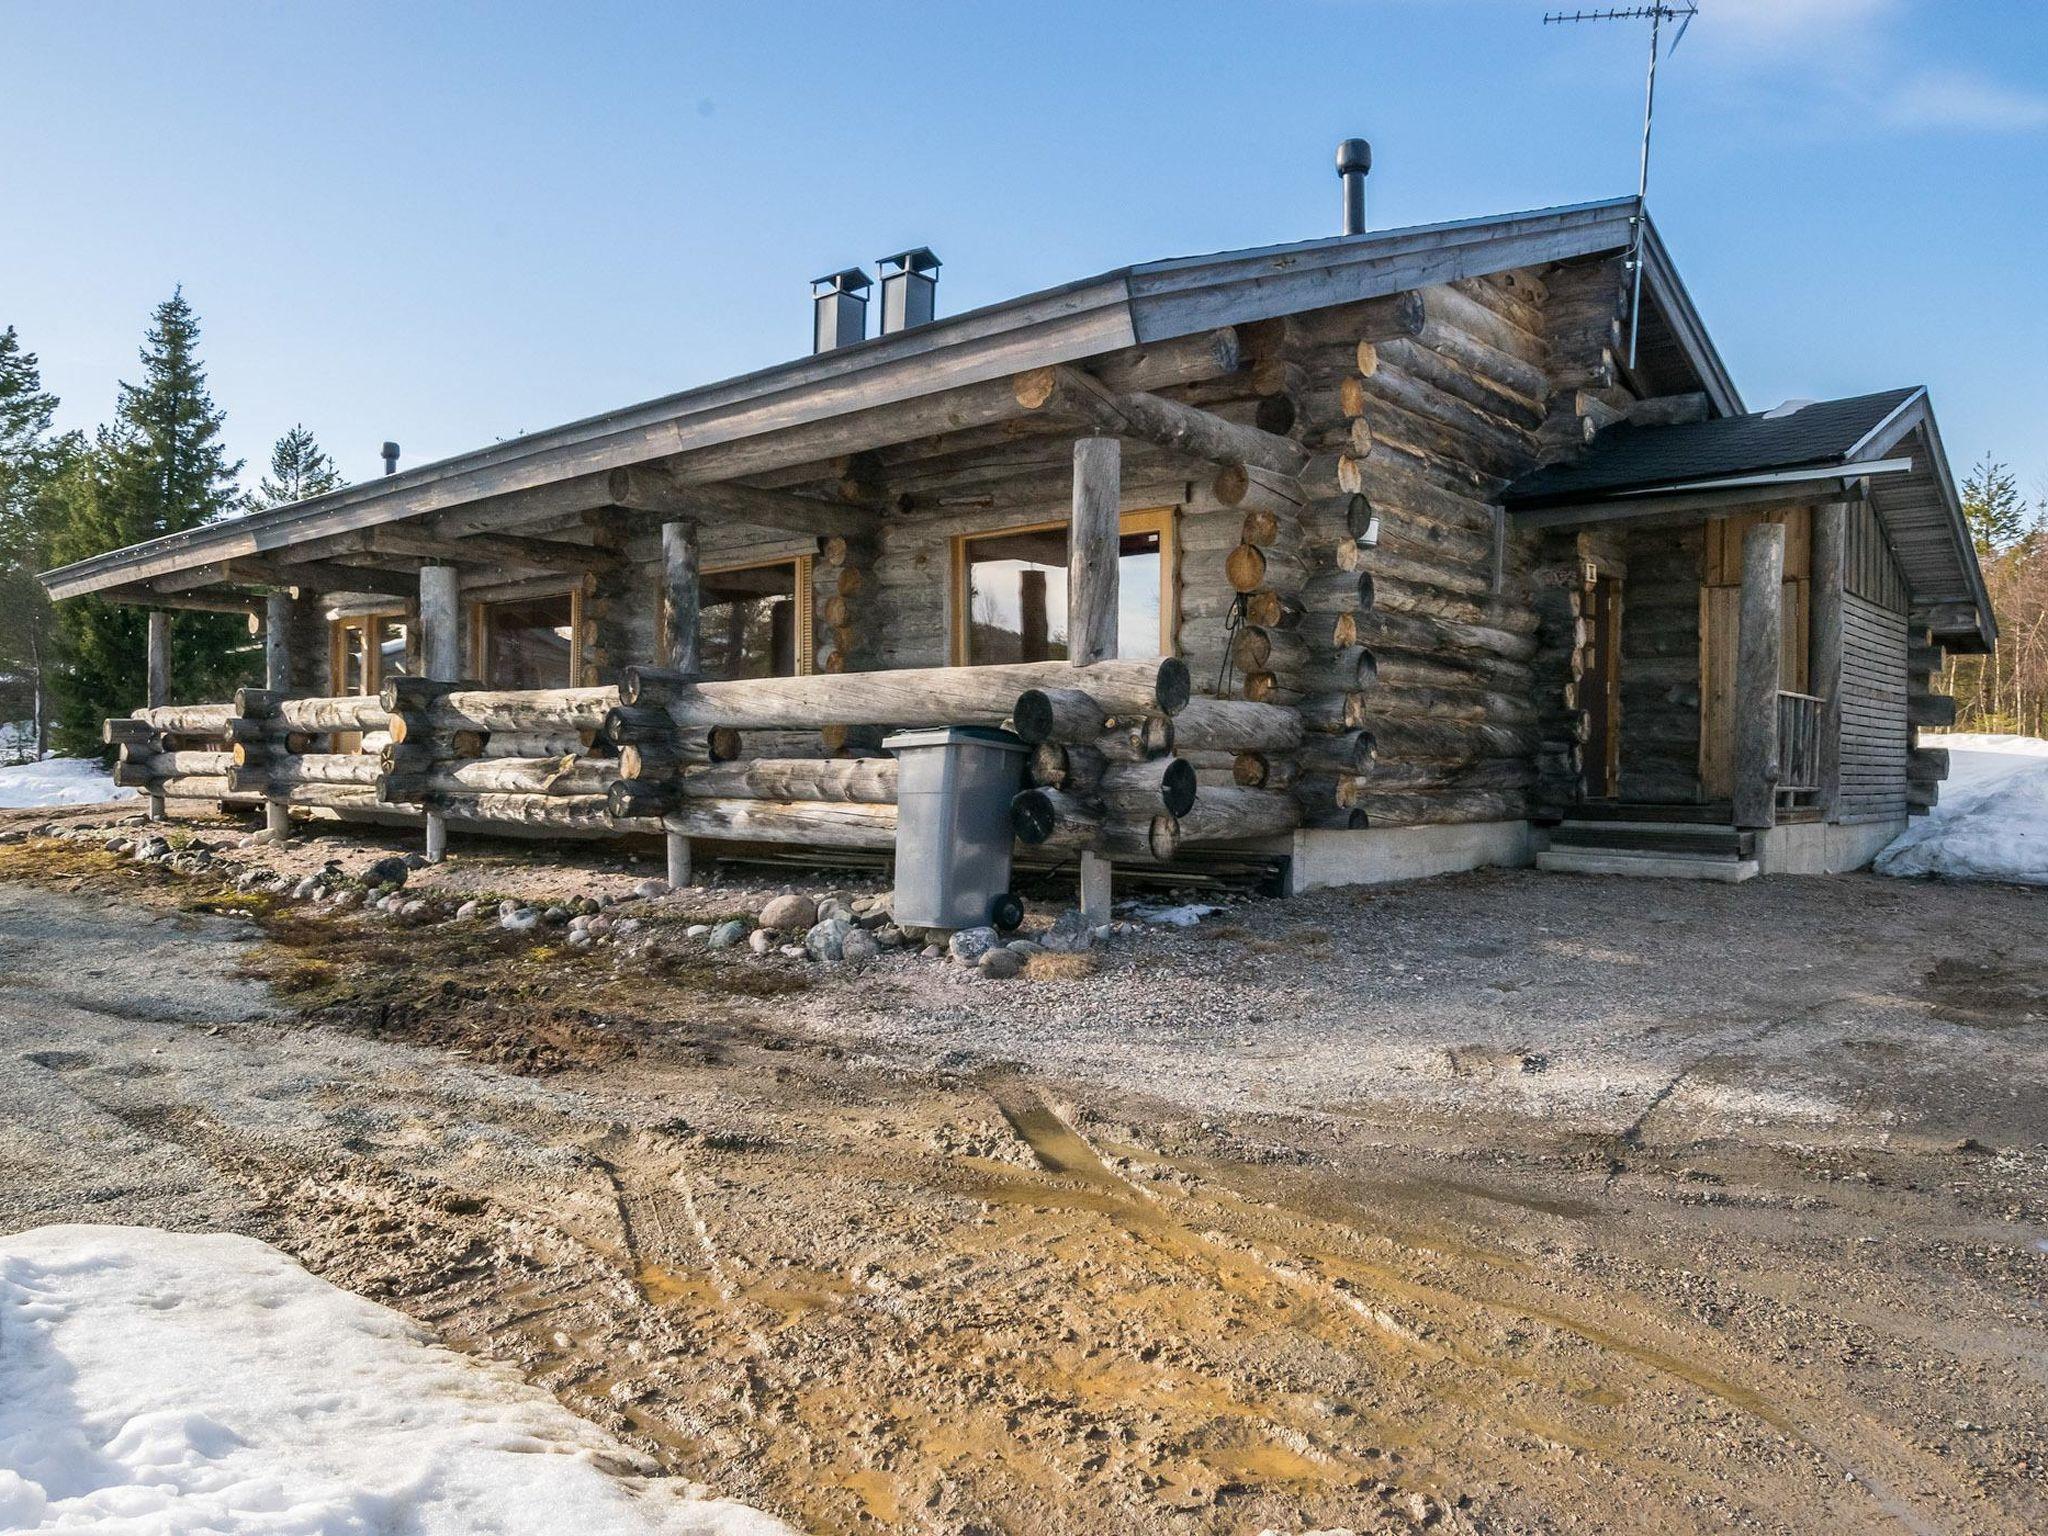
[883,726,1028,932]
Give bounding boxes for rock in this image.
[363,855,410,889]
[805,917,853,963]
[567,929,594,947]
[455,899,481,920]
[856,905,893,931]
[576,897,601,916]
[612,917,641,937]
[875,924,906,949]
[133,836,170,862]
[499,899,522,917]
[759,893,817,931]
[500,908,540,933]
[329,890,359,910]
[707,918,749,950]
[289,875,323,900]
[403,852,429,870]
[568,915,591,934]
[748,929,777,956]
[1041,909,1095,954]
[633,878,672,901]
[778,944,807,959]
[1006,939,1044,958]
[978,947,1024,979]
[685,923,712,939]
[840,928,880,964]
[920,944,943,960]
[103,837,130,854]
[948,926,1000,966]
[541,906,571,926]
[399,899,427,919]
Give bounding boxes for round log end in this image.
[1356,647,1380,689]
[1011,787,1058,845]
[1212,463,1250,507]
[1356,569,1376,611]
[1356,339,1379,377]
[1253,394,1296,437]
[1139,714,1175,758]
[1148,813,1182,862]
[1233,752,1267,788]
[1153,658,1192,716]
[1160,758,1198,817]
[707,726,742,762]
[1012,690,1058,744]
[1344,492,1374,539]
[1223,543,1268,594]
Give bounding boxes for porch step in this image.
[1538,818,1759,882]
[1537,845,1760,883]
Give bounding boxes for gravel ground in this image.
[1,803,2044,1535]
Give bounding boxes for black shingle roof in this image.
[1503,388,1921,508]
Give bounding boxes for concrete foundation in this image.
[1282,820,1535,895]
[1756,817,1907,876]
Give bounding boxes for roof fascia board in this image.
[1127,200,1637,341]
[1637,219,1744,418]
[1860,393,1996,646]
[1512,474,1866,530]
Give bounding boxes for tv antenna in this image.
[1544,3,1699,368]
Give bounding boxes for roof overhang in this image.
[42,197,1736,603]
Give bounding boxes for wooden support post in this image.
[146,610,169,822]
[1071,437,1120,913]
[418,564,461,863]
[1078,850,1112,924]
[1069,437,1121,667]
[1810,501,1846,822]
[661,520,701,885]
[1733,522,1785,831]
[261,592,294,841]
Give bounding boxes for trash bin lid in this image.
[881,726,1028,753]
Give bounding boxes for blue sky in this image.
[5,0,2045,502]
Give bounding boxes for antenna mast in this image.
[1543,3,1698,369]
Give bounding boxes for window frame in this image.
[328,610,408,698]
[660,553,815,678]
[472,587,586,690]
[948,506,1176,666]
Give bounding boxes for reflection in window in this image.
[962,525,1163,665]
[700,563,799,680]
[484,594,576,689]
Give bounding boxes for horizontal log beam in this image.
[1012,366,1309,477]
[608,466,881,538]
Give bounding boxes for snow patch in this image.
[0,1225,796,1535]
[1875,733,2048,886]
[1122,902,1227,928]
[0,755,133,809]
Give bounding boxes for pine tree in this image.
[50,290,258,753]
[0,326,79,758]
[1962,455,2026,555]
[255,423,345,509]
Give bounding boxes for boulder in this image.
[1041,909,1095,954]
[978,947,1024,980]
[759,893,817,932]
[805,917,854,963]
[707,918,749,950]
[633,878,672,901]
[840,928,880,964]
[948,926,1000,966]
[748,928,777,956]
[363,855,410,888]
[455,899,481,920]
[500,908,540,933]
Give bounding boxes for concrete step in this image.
[1537,846,1760,883]
[1550,821,1754,859]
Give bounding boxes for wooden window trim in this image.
[472,587,585,689]
[328,610,406,697]
[948,506,1177,666]
[659,553,815,677]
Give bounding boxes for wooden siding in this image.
[1845,501,1908,613]
[1838,593,1909,823]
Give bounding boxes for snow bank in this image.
[1874,733,2048,886]
[0,1225,796,1535]
[0,755,132,809]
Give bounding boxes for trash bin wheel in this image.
[988,892,1025,933]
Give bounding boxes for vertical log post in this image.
[261,592,294,841]
[418,564,462,863]
[1810,501,1847,822]
[661,519,701,887]
[1733,522,1786,831]
[145,610,170,823]
[1071,436,1120,919]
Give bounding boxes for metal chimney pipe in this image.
[1337,138,1372,236]
[381,441,400,476]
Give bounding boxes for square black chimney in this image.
[812,267,871,353]
[876,247,940,336]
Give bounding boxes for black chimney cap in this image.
[877,247,942,277]
[1336,138,1372,176]
[811,266,872,295]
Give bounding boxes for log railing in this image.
[1776,690,1822,794]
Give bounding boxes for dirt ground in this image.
[1,808,2043,1536]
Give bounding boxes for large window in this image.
[479,591,581,689]
[698,559,809,679]
[952,509,1173,665]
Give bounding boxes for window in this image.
[329,614,409,697]
[952,508,1173,665]
[698,559,809,679]
[479,591,581,689]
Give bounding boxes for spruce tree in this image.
[51,290,258,753]
[255,423,345,509]
[0,327,80,757]
[1962,455,2026,555]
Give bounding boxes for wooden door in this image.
[1699,511,1811,800]
[1583,575,1622,798]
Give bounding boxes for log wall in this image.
[1617,524,1704,803]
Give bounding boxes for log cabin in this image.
[44,143,1994,901]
